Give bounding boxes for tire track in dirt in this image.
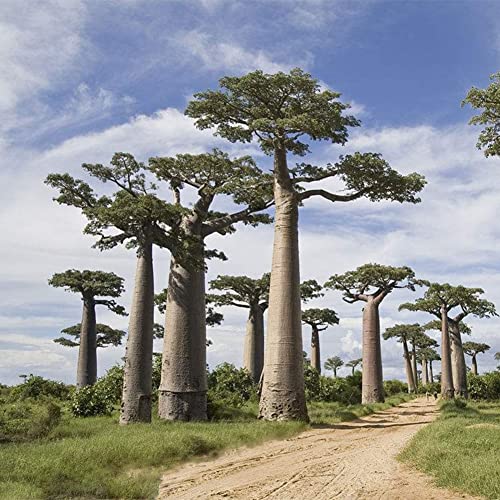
[158,399,478,499]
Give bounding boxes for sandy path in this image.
[158,398,476,499]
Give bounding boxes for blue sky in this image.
[1,0,500,385]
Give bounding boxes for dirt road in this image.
[158,398,475,499]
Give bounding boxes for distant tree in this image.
[48,270,126,387]
[326,264,422,403]
[463,341,490,375]
[383,324,422,393]
[411,331,438,387]
[324,356,344,378]
[208,273,270,382]
[187,68,426,421]
[54,323,126,348]
[302,308,339,374]
[346,358,362,375]
[401,283,497,398]
[462,72,500,157]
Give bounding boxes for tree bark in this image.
[259,146,308,421]
[76,296,97,387]
[361,298,384,403]
[158,252,207,421]
[120,240,154,424]
[402,339,416,393]
[449,321,468,398]
[411,344,418,389]
[440,307,454,399]
[244,303,265,383]
[333,367,337,378]
[310,327,321,374]
[422,359,429,386]
[429,361,434,384]
[471,354,478,375]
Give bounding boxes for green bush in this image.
[304,364,321,401]
[96,365,124,403]
[468,371,500,400]
[10,375,70,401]
[71,384,115,417]
[384,379,407,396]
[318,376,362,404]
[207,363,256,418]
[0,399,61,442]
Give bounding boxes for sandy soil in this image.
[158,398,477,499]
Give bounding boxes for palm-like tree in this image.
[324,356,344,377]
[346,358,362,375]
[463,342,490,375]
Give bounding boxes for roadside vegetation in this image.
[400,371,500,500]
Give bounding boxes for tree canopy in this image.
[463,72,500,157]
[54,323,126,348]
[208,273,270,309]
[324,356,344,373]
[346,358,362,370]
[302,308,339,331]
[326,264,422,304]
[424,319,472,335]
[48,269,126,315]
[383,323,425,343]
[463,341,491,357]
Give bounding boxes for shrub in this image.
[319,376,362,404]
[304,365,321,401]
[10,375,70,401]
[0,399,61,442]
[468,371,500,400]
[207,363,256,418]
[71,384,115,417]
[384,379,407,396]
[96,365,124,403]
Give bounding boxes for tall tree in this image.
[326,264,422,403]
[346,358,362,375]
[463,342,490,375]
[324,356,344,377]
[401,284,497,398]
[383,323,422,393]
[48,270,125,387]
[208,273,270,382]
[462,72,500,157]
[149,150,272,421]
[301,308,339,374]
[426,348,440,383]
[187,68,426,421]
[46,153,183,423]
[410,330,438,388]
[416,347,438,386]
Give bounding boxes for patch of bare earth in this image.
[158,399,479,499]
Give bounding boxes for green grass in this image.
[400,399,500,499]
[0,394,413,499]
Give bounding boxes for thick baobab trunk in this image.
[361,298,384,404]
[333,368,337,378]
[429,361,434,383]
[422,359,429,386]
[244,304,265,383]
[449,321,468,398]
[402,339,416,393]
[471,354,478,375]
[76,297,97,387]
[310,327,321,374]
[158,253,207,421]
[259,147,308,421]
[120,241,154,424]
[440,308,454,399]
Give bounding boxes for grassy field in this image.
[400,399,500,499]
[0,394,413,499]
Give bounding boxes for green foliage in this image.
[48,269,126,315]
[463,341,490,357]
[9,374,70,401]
[54,323,126,348]
[208,273,270,309]
[424,319,471,335]
[383,323,425,343]
[318,375,362,405]
[324,356,344,374]
[462,72,500,157]
[326,263,422,303]
[384,379,408,396]
[300,279,324,302]
[96,365,125,403]
[0,399,61,442]
[71,385,115,417]
[302,308,339,329]
[468,372,500,400]
[345,358,362,373]
[207,363,256,417]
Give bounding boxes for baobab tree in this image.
[326,264,422,403]
[48,270,125,387]
[302,308,339,374]
[208,273,270,382]
[46,153,185,423]
[410,330,437,388]
[324,356,344,377]
[149,150,273,421]
[463,342,490,375]
[346,358,362,375]
[54,323,126,348]
[383,323,422,393]
[401,283,497,398]
[416,347,439,386]
[426,348,440,383]
[463,72,500,157]
[187,68,426,421]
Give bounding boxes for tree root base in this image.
[158,390,207,421]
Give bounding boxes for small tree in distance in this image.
[324,356,344,378]
[302,308,339,374]
[49,270,126,388]
[346,358,362,375]
[463,342,490,375]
